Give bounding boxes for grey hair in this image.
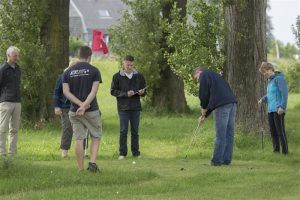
[6,46,20,56]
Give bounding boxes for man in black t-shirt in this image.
[63,46,102,172]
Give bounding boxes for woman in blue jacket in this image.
[259,62,288,154]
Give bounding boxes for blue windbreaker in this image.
[262,72,288,113]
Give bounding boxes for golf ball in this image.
[132,161,136,164]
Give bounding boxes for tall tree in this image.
[293,16,300,49]
[40,0,70,119]
[166,0,224,95]
[0,0,48,121]
[223,0,267,132]
[152,0,188,112]
[0,0,69,122]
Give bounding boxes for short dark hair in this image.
[192,66,204,76]
[124,55,134,62]
[79,46,92,59]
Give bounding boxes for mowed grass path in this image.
[1,59,300,200]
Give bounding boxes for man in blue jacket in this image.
[193,67,237,166]
[258,62,288,154]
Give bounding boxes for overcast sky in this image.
[268,0,300,45]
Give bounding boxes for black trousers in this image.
[119,110,140,157]
[268,112,288,154]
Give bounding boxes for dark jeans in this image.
[119,110,140,157]
[60,108,73,150]
[268,112,288,154]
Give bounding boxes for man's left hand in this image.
[277,107,284,115]
[76,106,86,116]
[76,103,90,116]
[138,88,145,95]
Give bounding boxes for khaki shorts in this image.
[69,110,102,140]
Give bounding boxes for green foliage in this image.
[268,57,300,93]
[69,36,84,57]
[284,61,300,93]
[109,0,163,94]
[166,0,224,95]
[292,15,300,49]
[109,0,224,97]
[269,40,299,59]
[0,0,49,120]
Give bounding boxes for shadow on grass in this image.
[0,159,158,196]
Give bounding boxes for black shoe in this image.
[87,162,100,172]
[210,162,222,166]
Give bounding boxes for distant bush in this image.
[268,57,300,93]
[69,36,84,57]
[285,61,300,93]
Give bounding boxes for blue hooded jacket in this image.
[262,72,288,113]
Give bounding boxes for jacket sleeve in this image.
[199,73,210,109]
[53,76,63,108]
[110,74,128,97]
[275,76,288,110]
[262,95,268,103]
[0,65,5,87]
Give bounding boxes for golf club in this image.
[180,123,201,171]
[259,105,264,151]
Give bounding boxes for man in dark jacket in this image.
[53,73,73,158]
[193,67,237,166]
[0,46,22,158]
[110,55,146,160]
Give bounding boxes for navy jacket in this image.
[199,69,237,117]
[0,62,21,103]
[110,69,146,111]
[53,74,70,109]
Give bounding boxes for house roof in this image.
[70,0,127,33]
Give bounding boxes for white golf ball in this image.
[132,161,136,164]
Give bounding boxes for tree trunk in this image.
[224,0,267,132]
[40,0,69,119]
[152,0,188,113]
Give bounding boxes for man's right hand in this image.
[198,115,205,124]
[54,107,62,116]
[127,90,135,97]
[258,99,263,105]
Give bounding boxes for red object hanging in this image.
[92,29,109,54]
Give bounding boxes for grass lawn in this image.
[1,59,300,200]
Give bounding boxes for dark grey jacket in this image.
[0,62,21,103]
[110,69,146,111]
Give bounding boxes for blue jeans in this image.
[211,103,236,165]
[119,111,140,156]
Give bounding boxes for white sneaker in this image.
[61,150,68,158]
[118,155,125,160]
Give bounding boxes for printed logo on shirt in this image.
[69,69,90,77]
